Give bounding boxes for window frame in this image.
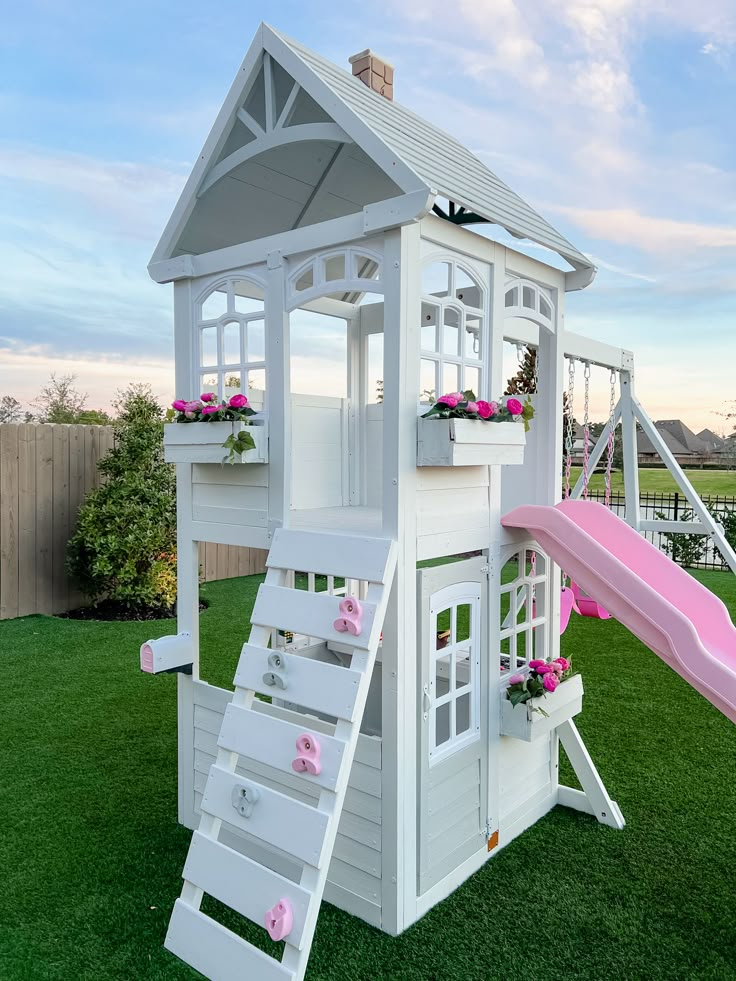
[428,581,482,765]
[420,257,487,403]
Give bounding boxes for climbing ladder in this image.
[165,529,397,981]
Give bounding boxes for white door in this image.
[417,556,488,895]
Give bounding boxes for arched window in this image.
[500,547,549,677]
[504,278,555,330]
[429,582,481,764]
[288,247,382,308]
[195,277,266,402]
[420,259,486,401]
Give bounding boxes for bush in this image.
[655,508,706,569]
[67,385,177,614]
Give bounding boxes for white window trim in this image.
[428,581,482,765]
[194,276,266,402]
[499,545,549,686]
[504,277,555,333]
[287,247,383,310]
[420,256,488,402]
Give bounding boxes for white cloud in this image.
[550,205,736,252]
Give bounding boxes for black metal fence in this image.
[585,491,736,571]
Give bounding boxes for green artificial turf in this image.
[1,572,736,980]
[569,467,736,497]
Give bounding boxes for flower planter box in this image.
[163,421,268,464]
[500,673,583,742]
[417,418,525,467]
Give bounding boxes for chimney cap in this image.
[349,48,394,69]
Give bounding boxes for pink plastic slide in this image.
[502,500,736,724]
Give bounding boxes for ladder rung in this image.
[267,529,395,583]
[202,764,329,867]
[218,703,345,792]
[252,584,376,651]
[183,831,312,950]
[165,899,294,981]
[234,644,362,721]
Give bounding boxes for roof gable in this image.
[151,24,594,289]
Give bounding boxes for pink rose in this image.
[450,392,465,401]
[528,660,546,670]
[184,400,202,413]
[172,399,187,411]
[508,673,525,685]
[476,400,492,419]
[535,663,554,674]
[200,392,216,402]
[506,398,523,416]
[551,661,565,674]
[465,401,479,414]
[228,393,249,408]
[543,673,559,692]
[437,394,459,408]
[201,405,219,415]
[554,657,570,671]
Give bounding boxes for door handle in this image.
[422,684,431,720]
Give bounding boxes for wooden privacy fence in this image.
[0,424,267,621]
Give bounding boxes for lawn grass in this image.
[569,467,736,496]
[1,572,736,979]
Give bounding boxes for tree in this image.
[0,395,22,423]
[504,346,537,396]
[67,384,176,614]
[33,373,112,424]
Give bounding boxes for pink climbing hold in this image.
[264,898,293,941]
[333,596,362,636]
[292,733,322,775]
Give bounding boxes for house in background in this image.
[637,419,727,466]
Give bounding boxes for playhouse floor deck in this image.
[290,505,383,536]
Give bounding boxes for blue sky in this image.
[1,1,735,431]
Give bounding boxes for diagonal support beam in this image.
[633,396,736,574]
[556,720,625,829]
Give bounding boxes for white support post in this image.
[346,310,361,506]
[633,396,736,574]
[266,251,291,533]
[381,224,420,933]
[557,720,625,830]
[619,368,641,530]
[173,279,200,826]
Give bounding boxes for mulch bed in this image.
[57,599,207,622]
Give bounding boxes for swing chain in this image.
[605,368,617,507]
[582,361,591,500]
[564,358,575,499]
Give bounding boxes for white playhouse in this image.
[141,24,736,981]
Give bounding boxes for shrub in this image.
[655,509,706,569]
[67,385,177,614]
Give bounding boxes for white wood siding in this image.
[499,732,555,830]
[187,681,383,929]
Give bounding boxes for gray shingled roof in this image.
[275,28,593,278]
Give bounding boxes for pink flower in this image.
[200,392,216,402]
[535,663,554,674]
[201,405,219,415]
[437,394,459,408]
[449,392,465,401]
[476,400,493,419]
[543,672,559,692]
[228,393,249,408]
[508,673,525,685]
[465,401,479,414]
[184,400,202,413]
[551,661,565,674]
[172,399,187,411]
[554,657,570,671]
[506,397,523,416]
[528,659,546,670]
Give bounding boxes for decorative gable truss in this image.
[150,26,433,282]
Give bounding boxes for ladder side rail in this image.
[281,567,395,980]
